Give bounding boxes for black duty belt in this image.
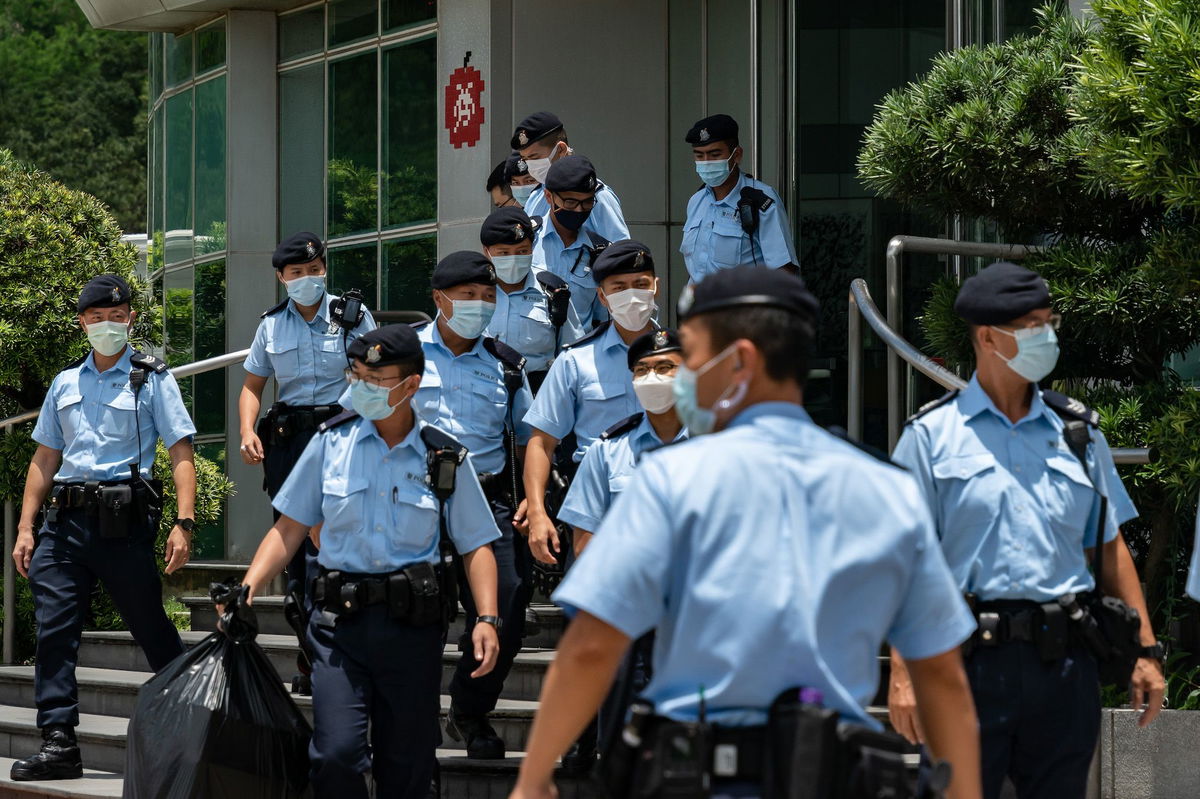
[264,403,341,440]
[973,599,1043,645]
[313,563,444,625]
[50,479,139,510]
[477,471,511,502]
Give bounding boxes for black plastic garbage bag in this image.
[123,584,312,798]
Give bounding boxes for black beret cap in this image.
[627,328,682,370]
[511,111,564,150]
[481,207,539,247]
[545,155,599,194]
[678,265,818,321]
[432,251,497,290]
[77,274,132,313]
[504,151,531,181]
[272,232,325,271]
[486,161,508,192]
[953,261,1051,325]
[347,323,423,367]
[592,239,655,285]
[686,114,739,145]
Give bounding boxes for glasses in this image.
[632,362,680,379]
[997,313,1062,333]
[553,194,597,212]
[344,368,405,389]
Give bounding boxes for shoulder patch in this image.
[739,186,773,213]
[130,351,168,374]
[905,390,960,425]
[825,425,903,468]
[419,425,468,464]
[260,298,288,318]
[483,337,528,372]
[563,321,611,350]
[600,412,644,441]
[585,231,611,253]
[1042,389,1100,428]
[318,409,359,433]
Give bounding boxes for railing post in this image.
[847,290,863,440]
[4,422,15,665]
[885,238,904,451]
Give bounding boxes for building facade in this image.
[77,0,1057,559]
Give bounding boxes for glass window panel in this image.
[164,268,194,412]
[149,107,165,274]
[329,0,377,47]
[196,21,226,74]
[193,442,226,558]
[327,242,378,305]
[165,91,194,264]
[195,77,226,255]
[166,33,193,88]
[328,52,378,238]
[279,65,325,238]
[150,34,164,100]
[279,5,325,62]
[382,235,436,316]
[383,36,436,228]
[384,0,437,32]
[194,259,226,435]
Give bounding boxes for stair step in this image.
[78,631,555,703]
[0,758,122,799]
[0,708,128,775]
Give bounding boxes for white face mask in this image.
[490,254,533,285]
[86,320,130,357]
[525,157,552,185]
[606,287,656,332]
[632,372,677,415]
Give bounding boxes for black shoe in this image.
[10,725,83,781]
[559,740,597,775]
[523,607,542,639]
[445,707,505,760]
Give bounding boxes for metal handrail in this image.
[1,347,250,664]
[848,277,1153,467]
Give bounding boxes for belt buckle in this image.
[978,612,1005,645]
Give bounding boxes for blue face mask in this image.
[511,184,536,205]
[694,153,735,188]
[443,298,496,340]
[490,254,533,284]
[350,378,408,421]
[671,344,748,435]
[284,274,326,306]
[991,324,1060,382]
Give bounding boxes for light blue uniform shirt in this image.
[1187,500,1200,600]
[244,290,378,406]
[531,220,607,343]
[558,413,688,533]
[524,182,630,246]
[414,322,534,476]
[893,375,1138,602]
[521,323,641,462]
[33,347,196,482]
[274,414,500,574]
[554,403,974,727]
[485,266,580,374]
[680,172,797,282]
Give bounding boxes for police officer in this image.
[238,323,501,799]
[11,275,196,781]
[481,206,578,393]
[680,114,797,282]
[889,261,1164,799]
[506,151,541,208]
[239,232,377,601]
[508,266,982,799]
[530,155,613,341]
[511,111,630,243]
[486,160,521,209]
[520,240,656,566]
[410,251,535,760]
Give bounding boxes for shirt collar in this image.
[285,291,330,324]
[726,401,811,429]
[711,170,750,207]
[634,414,687,447]
[81,347,133,376]
[602,323,631,353]
[430,317,486,357]
[958,373,1051,428]
[354,408,425,453]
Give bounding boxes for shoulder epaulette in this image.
[64,351,90,370]
[318,409,359,433]
[530,215,544,233]
[563,321,611,350]
[130,351,169,374]
[825,425,903,469]
[600,412,644,441]
[418,425,468,464]
[1042,389,1101,428]
[639,434,690,460]
[410,320,431,331]
[535,271,568,293]
[585,231,610,252]
[905,390,960,425]
[482,337,527,373]
[739,186,773,212]
[260,298,288,318]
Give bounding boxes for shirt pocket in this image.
[389,480,440,561]
[580,381,630,416]
[516,301,555,354]
[267,339,301,381]
[711,220,746,267]
[322,475,370,536]
[55,393,84,442]
[472,379,510,429]
[931,453,1000,533]
[681,218,701,261]
[1043,454,1097,544]
[101,390,138,440]
[415,375,442,424]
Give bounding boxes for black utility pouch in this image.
[386,571,411,621]
[765,691,840,799]
[636,720,712,799]
[1036,602,1069,661]
[837,725,915,799]
[97,484,134,539]
[403,562,442,627]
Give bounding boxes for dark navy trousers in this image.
[307,605,443,799]
[263,424,321,599]
[29,506,183,728]
[448,493,527,717]
[967,642,1100,799]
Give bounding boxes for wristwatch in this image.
[1139,642,1165,662]
[476,615,503,632]
[173,517,195,533]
